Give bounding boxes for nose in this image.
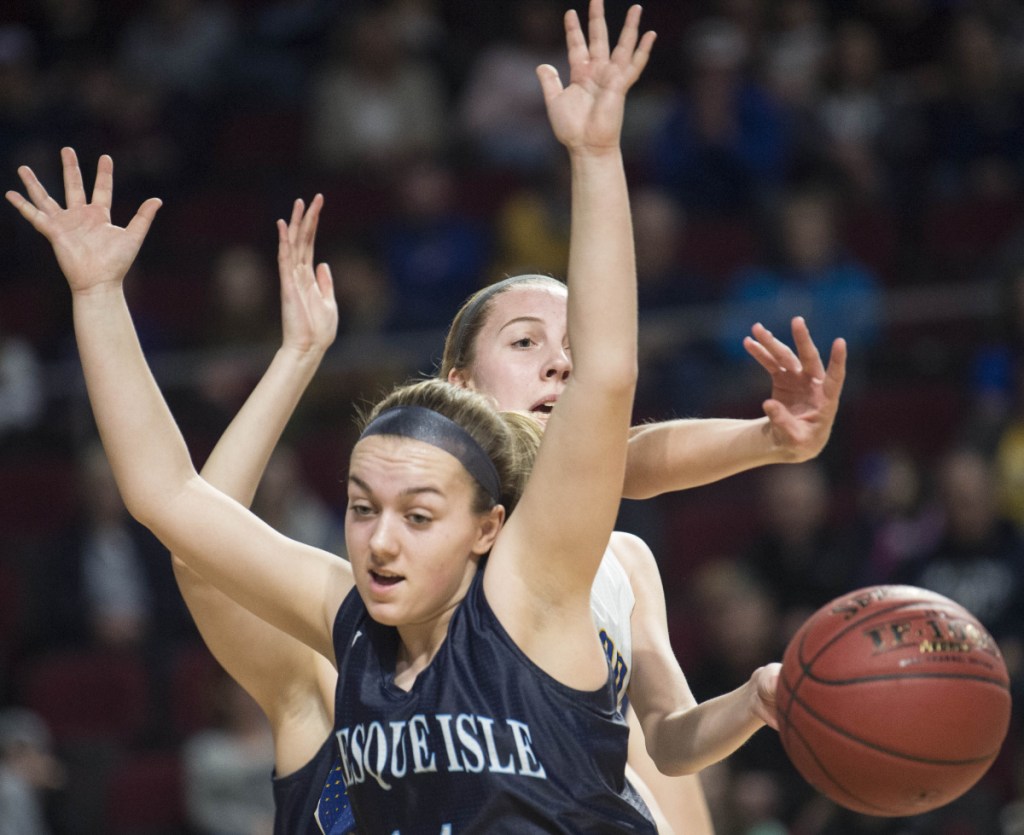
[368,512,400,561]
[544,346,571,381]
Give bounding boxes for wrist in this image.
[567,143,624,162]
[755,416,792,463]
[278,342,327,368]
[71,280,126,301]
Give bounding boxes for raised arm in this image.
[172,196,341,735]
[487,1,653,679]
[623,317,847,499]
[6,149,352,661]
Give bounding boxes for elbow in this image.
[577,350,637,392]
[121,489,159,530]
[610,356,639,391]
[120,476,192,539]
[596,357,639,399]
[646,741,698,777]
[650,749,702,778]
[621,469,659,501]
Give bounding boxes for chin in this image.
[364,599,405,627]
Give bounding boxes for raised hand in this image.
[5,147,161,294]
[536,0,656,154]
[276,195,338,357]
[744,316,847,462]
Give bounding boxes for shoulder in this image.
[607,532,662,599]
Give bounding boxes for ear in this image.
[447,367,472,389]
[472,504,505,555]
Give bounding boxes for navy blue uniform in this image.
[323,562,656,833]
[274,735,355,835]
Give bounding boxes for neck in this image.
[393,606,458,691]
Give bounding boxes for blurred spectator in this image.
[182,669,275,835]
[968,259,1024,529]
[817,19,905,203]
[251,443,345,557]
[115,0,238,103]
[0,326,44,442]
[762,0,828,111]
[894,446,1024,686]
[490,152,568,279]
[849,446,942,586]
[202,243,278,349]
[716,182,882,397]
[455,0,566,171]
[326,242,394,338]
[967,257,1024,453]
[0,24,51,176]
[923,11,1024,200]
[305,5,447,174]
[24,441,187,655]
[378,158,493,331]
[23,0,108,68]
[60,61,187,197]
[684,557,801,835]
[0,708,64,835]
[739,461,856,642]
[687,556,783,699]
[221,0,337,104]
[761,0,829,171]
[387,0,449,63]
[630,187,718,418]
[195,243,279,417]
[645,17,791,215]
[857,0,950,86]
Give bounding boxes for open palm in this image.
[277,194,338,356]
[5,147,161,294]
[537,1,655,153]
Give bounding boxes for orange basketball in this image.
[777,585,1012,817]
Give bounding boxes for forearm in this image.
[201,345,324,504]
[624,417,785,499]
[73,285,198,523]
[646,678,768,776]
[566,149,637,384]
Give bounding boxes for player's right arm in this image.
[623,318,846,499]
[171,196,340,772]
[7,149,353,665]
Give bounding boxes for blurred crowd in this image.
[1,0,1024,833]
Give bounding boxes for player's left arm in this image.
[623,317,847,499]
[615,531,777,775]
[613,529,715,835]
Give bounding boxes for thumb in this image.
[125,197,162,243]
[535,64,564,105]
[762,398,786,422]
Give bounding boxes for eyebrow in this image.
[497,316,544,334]
[348,473,444,498]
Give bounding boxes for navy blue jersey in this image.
[324,562,656,834]
[274,735,355,835]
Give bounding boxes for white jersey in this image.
[589,547,634,707]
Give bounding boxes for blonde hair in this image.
[358,379,541,514]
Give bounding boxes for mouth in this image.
[530,397,558,417]
[369,569,404,588]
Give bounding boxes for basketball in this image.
[777,585,1012,817]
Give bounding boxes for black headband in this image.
[358,406,502,504]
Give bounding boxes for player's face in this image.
[345,436,500,628]
[450,285,570,426]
